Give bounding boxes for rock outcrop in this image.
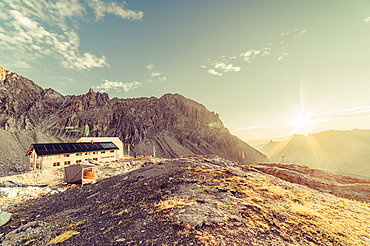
[0,65,6,83]
[0,67,268,176]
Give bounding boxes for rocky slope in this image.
[0,65,268,176]
[258,129,370,179]
[1,156,370,245]
[249,163,370,204]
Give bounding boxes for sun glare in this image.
[291,114,314,135]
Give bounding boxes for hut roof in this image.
[26,142,119,156]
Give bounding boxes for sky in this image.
[1,0,370,146]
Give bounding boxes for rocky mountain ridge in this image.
[0,65,268,176]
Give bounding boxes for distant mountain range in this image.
[0,65,267,176]
[258,129,370,179]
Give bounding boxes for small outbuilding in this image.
[64,164,96,185]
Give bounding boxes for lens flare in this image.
[292,114,314,135]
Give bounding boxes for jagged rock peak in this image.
[0,65,7,82]
[82,88,109,101]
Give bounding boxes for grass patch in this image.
[155,197,196,210]
[48,230,77,245]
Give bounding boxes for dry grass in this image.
[155,196,196,210]
[289,203,321,218]
[173,163,370,245]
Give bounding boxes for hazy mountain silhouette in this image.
[258,129,370,179]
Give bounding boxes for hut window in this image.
[93,152,97,154]
[101,151,105,154]
[76,153,82,156]
[63,154,70,157]
[110,150,114,153]
[76,160,82,163]
[85,152,90,155]
[53,162,60,166]
[64,161,71,165]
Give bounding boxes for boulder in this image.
[0,211,11,227]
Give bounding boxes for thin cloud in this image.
[158,77,168,82]
[202,27,305,76]
[342,106,370,111]
[214,63,241,72]
[146,64,155,70]
[277,53,288,61]
[0,0,143,71]
[208,69,222,76]
[280,31,291,36]
[240,50,260,62]
[205,60,241,76]
[86,0,144,21]
[146,63,169,82]
[365,17,370,23]
[95,79,142,92]
[344,109,370,115]
[151,71,162,77]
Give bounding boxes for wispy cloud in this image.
[215,63,241,72]
[240,50,261,62]
[86,0,143,21]
[207,69,222,76]
[344,109,370,115]
[0,0,143,71]
[202,27,306,76]
[365,17,370,23]
[94,79,142,92]
[151,71,162,77]
[146,63,169,82]
[146,63,155,70]
[342,106,370,111]
[158,77,168,82]
[205,59,241,76]
[277,53,289,61]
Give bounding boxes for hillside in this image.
[258,129,370,179]
[0,65,267,176]
[1,156,370,245]
[249,163,370,204]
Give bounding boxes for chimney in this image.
[91,140,94,144]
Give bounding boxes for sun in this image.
[291,114,314,135]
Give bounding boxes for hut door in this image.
[83,168,95,180]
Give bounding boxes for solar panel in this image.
[32,141,119,156]
[45,146,54,151]
[101,143,116,148]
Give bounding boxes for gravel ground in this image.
[1,156,370,245]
